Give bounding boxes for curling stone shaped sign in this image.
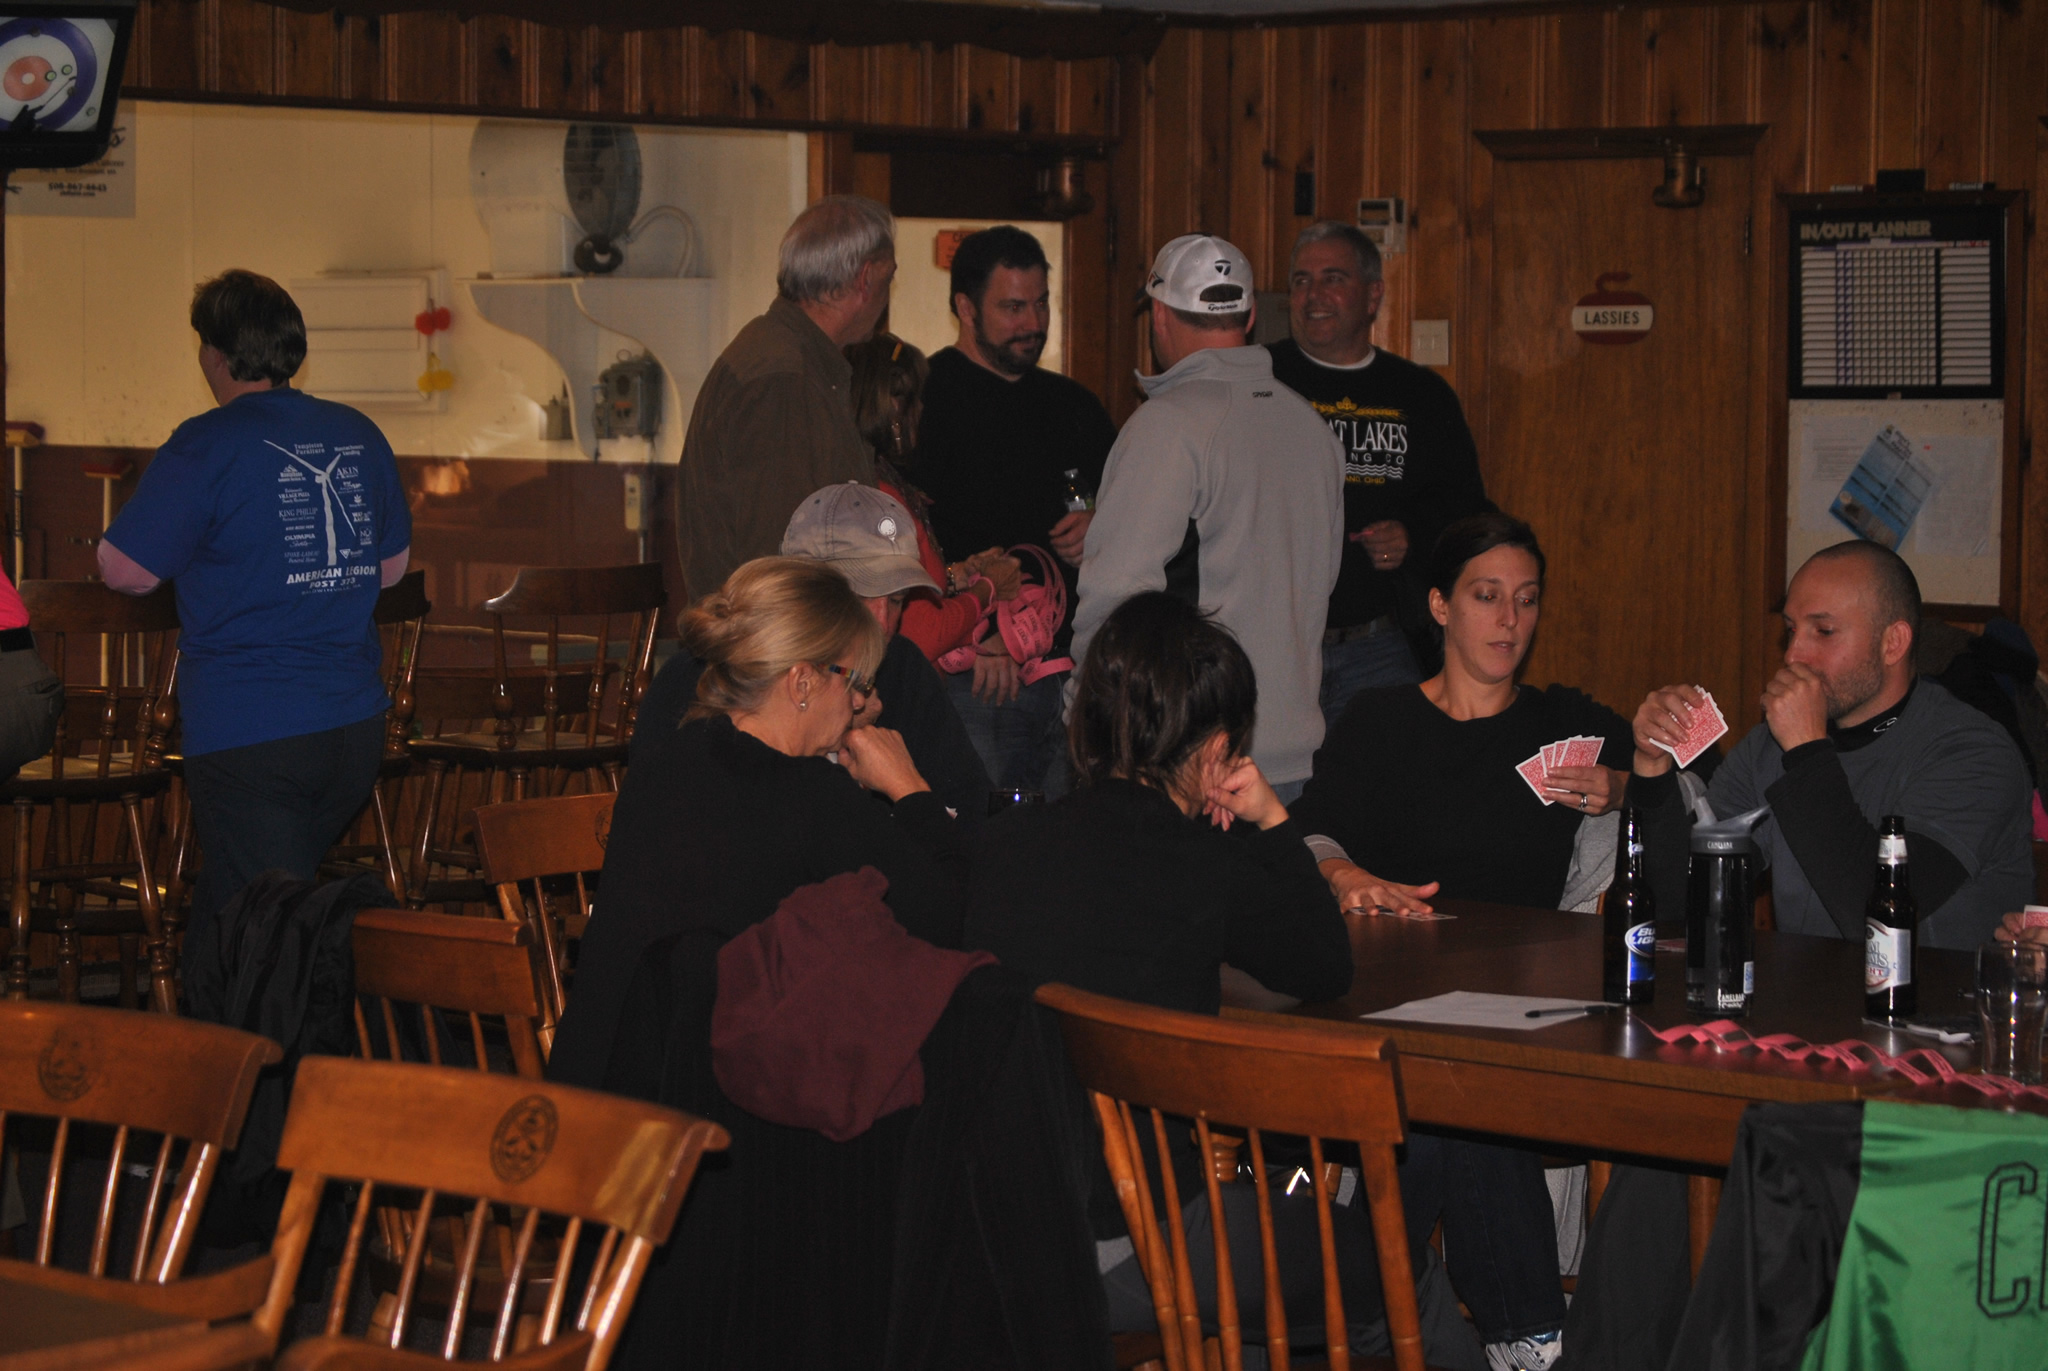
[1571,273,1654,345]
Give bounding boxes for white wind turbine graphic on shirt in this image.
[268,441,359,568]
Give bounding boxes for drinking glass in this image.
[987,788,1045,815]
[1976,942,2048,1084]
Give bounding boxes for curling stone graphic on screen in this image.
[1570,272,1655,346]
[0,17,115,134]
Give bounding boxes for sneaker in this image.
[1484,1328,1563,1371]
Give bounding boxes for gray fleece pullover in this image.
[1070,345,1344,784]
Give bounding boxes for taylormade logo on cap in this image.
[1145,233,1253,314]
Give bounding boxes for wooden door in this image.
[1482,154,1755,727]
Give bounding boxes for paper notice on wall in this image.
[4,110,132,217]
[1911,435,1998,559]
[1798,414,1877,534]
[1828,424,1936,550]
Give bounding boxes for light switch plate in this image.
[623,471,646,532]
[1411,319,1451,367]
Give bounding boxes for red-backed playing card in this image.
[1654,691,1728,769]
[1516,753,1553,805]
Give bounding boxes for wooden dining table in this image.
[0,1270,270,1371]
[0,1271,205,1371]
[1221,899,2018,1261]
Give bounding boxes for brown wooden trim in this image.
[254,0,1168,62]
[1158,0,1762,32]
[121,84,1119,152]
[1473,123,1766,161]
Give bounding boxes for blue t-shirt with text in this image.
[106,387,411,756]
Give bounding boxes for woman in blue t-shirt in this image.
[100,270,411,953]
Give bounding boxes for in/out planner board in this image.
[1784,197,2014,610]
[1788,202,2006,402]
[1797,235,1992,391]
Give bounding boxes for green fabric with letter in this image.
[1799,1099,2048,1370]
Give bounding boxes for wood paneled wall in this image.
[124,1,1117,136]
[1117,1,2048,663]
[119,0,1130,408]
[99,1,2048,664]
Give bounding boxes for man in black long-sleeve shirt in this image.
[1267,221,1491,725]
[913,227,1118,791]
[1629,541,2033,949]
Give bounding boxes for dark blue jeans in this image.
[183,712,387,954]
[1319,629,1423,732]
[944,669,1067,794]
[1403,1134,1569,1343]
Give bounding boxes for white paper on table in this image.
[1362,991,1607,1031]
[1910,434,1998,559]
[1799,415,1878,535]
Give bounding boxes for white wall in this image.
[3,102,806,459]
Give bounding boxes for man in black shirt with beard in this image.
[913,226,1118,792]
[1267,221,1491,727]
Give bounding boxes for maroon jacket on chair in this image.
[711,865,994,1142]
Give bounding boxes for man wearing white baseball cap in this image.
[1068,234,1344,800]
[634,483,993,821]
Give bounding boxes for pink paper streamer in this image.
[1649,1019,2048,1102]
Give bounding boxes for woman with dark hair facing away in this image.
[965,593,1484,1367]
[844,332,1021,663]
[99,270,410,955]
[1292,512,1637,1371]
[549,556,968,1086]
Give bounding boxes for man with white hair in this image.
[677,194,897,598]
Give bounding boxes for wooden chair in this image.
[252,1055,727,1370]
[403,564,661,909]
[352,906,550,1079]
[472,791,613,1049]
[0,1000,281,1318]
[318,571,432,895]
[349,907,554,1337]
[1037,983,1431,1371]
[2,582,181,1011]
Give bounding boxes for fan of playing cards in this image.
[1515,735,1606,807]
[1652,688,1730,769]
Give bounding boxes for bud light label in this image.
[1867,921,1912,991]
[1623,922,1656,984]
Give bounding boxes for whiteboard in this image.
[1785,398,2003,607]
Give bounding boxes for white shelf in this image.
[462,276,716,463]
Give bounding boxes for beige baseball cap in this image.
[781,482,939,599]
[1144,233,1253,315]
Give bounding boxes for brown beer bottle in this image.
[1602,807,1655,1005]
[1864,815,1917,1022]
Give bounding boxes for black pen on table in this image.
[1525,1003,1625,1018]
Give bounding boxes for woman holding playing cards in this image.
[1294,511,1636,918]
[1292,511,1637,1371]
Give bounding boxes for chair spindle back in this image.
[1037,983,1423,1371]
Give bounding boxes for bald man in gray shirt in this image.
[1630,541,2033,950]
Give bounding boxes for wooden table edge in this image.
[0,1320,212,1371]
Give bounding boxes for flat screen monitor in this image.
[0,2,133,170]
